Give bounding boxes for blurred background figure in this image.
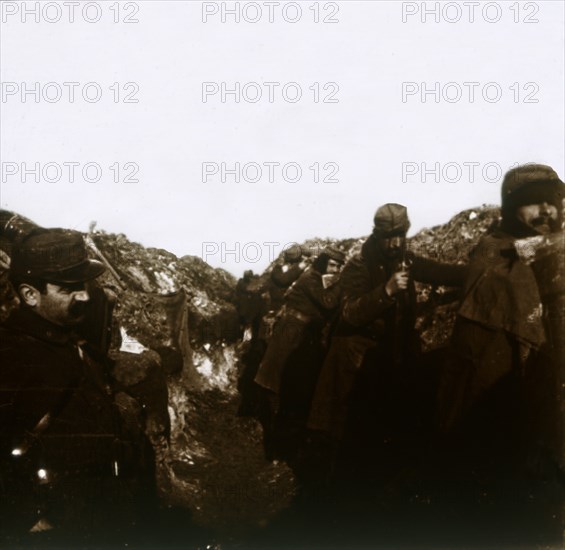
[254,247,345,463]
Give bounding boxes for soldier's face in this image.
[379,235,405,259]
[516,202,558,234]
[326,259,342,274]
[35,282,90,326]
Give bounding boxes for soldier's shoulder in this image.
[0,323,47,359]
[343,253,366,272]
[270,263,286,280]
[291,267,317,288]
[469,232,512,263]
[0,322,35,344]
[340,254,370,286]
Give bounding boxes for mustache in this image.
[531,215,553,227]
[69,301,88,317]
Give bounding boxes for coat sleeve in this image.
[411,255,468,287]
[341,259,395,327]
[297,270,341,311]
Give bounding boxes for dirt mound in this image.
[409,205,500,262]
[92,232,240,351]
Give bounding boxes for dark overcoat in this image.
[308,235,466,440]
[0,306,134,536]
[255,267,341,394]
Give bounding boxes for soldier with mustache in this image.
[437,163,565,545]
[440,164,564,431]
[0,228,138,543]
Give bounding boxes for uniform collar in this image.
[6,305,77,345]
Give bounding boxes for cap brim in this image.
[41,259,106,284]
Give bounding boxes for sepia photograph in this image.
[1,1,564,548]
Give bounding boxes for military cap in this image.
[283,244,302,263]
[320,246,345,263]
[501,164,565,215]
[0,210,39,243]
[10,228,105,283]
[373,203,411,236]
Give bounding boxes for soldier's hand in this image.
[322,273,339,289]
[385,271,409,296]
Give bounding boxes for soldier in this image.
[0,228,138,542]
[0,209,117,355]
[235,269,263,339]
[437,164,565,544]
[0,210,40,321]
[254,247,345,460]
[268,244,307,312]
[439,164,564,431]
[308,204,465,504]
[0,212,168,525]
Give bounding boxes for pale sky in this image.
[1,0,564,276]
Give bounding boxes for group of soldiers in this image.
[0,162,563,546]
[238,163,565,546]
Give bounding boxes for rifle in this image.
[392,243,413,366]
[84,235,127,291]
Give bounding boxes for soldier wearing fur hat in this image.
[436,164,565,544]
[439,164,564,431]
[308,204,465,499]
[0,228,138,542]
